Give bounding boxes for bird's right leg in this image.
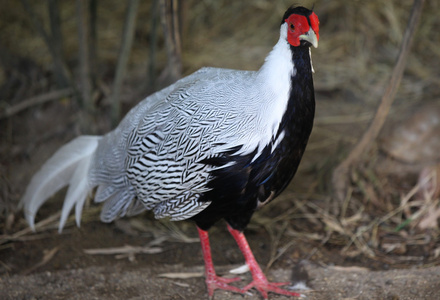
[197,226,243,298]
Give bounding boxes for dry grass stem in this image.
[84,244,163,255]
[158,272,204,279]
[21,246,59,275]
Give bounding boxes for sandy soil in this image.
[2,251,439,299]
[1,214,439,300]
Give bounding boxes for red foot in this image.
[227,224,301,299]
[197,225,301,299]
[197,227,244,298]
[205,274,243,298]
[242,278,301,299]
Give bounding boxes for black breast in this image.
[192,46,315,231]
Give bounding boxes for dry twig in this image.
[20,0,72,89]
[0,211,62,245]
[83,244,163,255]
[148,0,161,88]
[21,247,59,275]
[76,0,94,115]
[332,0,426,202]
[110,0,140,126]
[158,272,204,279]
[158,0,183,85]
[0,89,73,119]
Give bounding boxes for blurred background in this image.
[0,0,439,298]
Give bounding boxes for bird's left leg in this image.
[227,224,301,299]
[197,226,243,299]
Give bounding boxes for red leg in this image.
[197,226,243,298]
[227,224,301,299]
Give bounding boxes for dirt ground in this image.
[2,258,440,300]
[1,215,439,300]
[1,1,440,299]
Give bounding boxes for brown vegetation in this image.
[1,0,439,299]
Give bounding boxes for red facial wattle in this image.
[285,12,320,47]
[309,12,320,41]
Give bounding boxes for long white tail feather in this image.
[20,136,100,231]
[59,151,95,231]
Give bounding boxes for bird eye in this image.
[289,23,295,31]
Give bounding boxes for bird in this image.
[21,5,319,299]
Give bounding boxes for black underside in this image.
[192,44,315,231]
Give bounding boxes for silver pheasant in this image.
[21,6,319,299]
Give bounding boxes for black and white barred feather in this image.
[21,19,315,232]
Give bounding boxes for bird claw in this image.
[206,275,243,299]
[242,280,301,299]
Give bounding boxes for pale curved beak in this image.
[300,28,318,48]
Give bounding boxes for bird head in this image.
[282,6,319,48]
